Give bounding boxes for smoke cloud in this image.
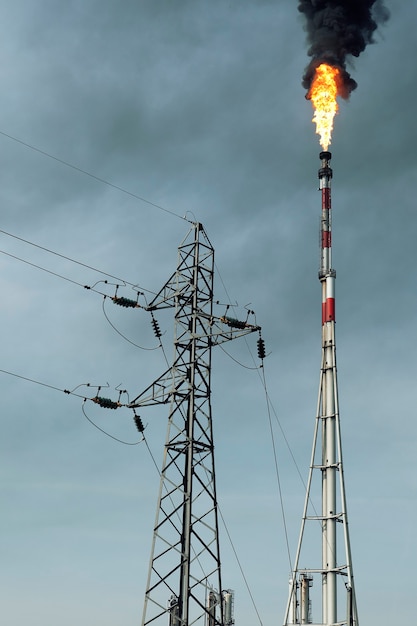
[298,0,390,97]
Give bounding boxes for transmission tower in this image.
[130,222,261,626]
[283,153,358,626]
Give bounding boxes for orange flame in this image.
[309,63,341,150]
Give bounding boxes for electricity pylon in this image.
[130,222,261,626]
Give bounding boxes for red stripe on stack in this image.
[326,298,335,322]
[322,187,331,209]
[322,299,335,324]
[322,231,331,248]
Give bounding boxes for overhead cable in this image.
[0,228,155,295]
[0,129,192,223]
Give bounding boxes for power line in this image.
[0,129,192,223]
[218,342,261,370]
[259,364,293,571]
[81,401,143,446]
[101,298,160,350]
[1,237,303,525]
[0,367,133,411]
[0,367,90,400]
[0,247,108,294]
[218,506,264,626]
[0,366,146,446]
[215,260,309,570]
[0,227,156,295]
[0,247,150,307]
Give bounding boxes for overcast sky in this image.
[0,1,415,625]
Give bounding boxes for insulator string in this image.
[217,505,264,626]
[101,298,160,351]
[81,401,143,445]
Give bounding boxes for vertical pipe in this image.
[300,575,311,624]
[223,590,234,626]
[207,591,217,626]
[169,596,181,626]
[318,151,337,625]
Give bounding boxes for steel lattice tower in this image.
[283,153,358,626]
[130,222,260,626]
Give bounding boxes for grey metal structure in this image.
[130,222,260,626]
[283,153,358,626]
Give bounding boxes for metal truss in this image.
[132,223,259,626]
[283,324,358,626]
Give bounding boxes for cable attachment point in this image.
[91,396,120,409]
[112,296,139,308]
[220,316,247,330]
[220,304,260,331]
[110,283,139,308]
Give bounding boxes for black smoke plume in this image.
[298,0,390,98]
